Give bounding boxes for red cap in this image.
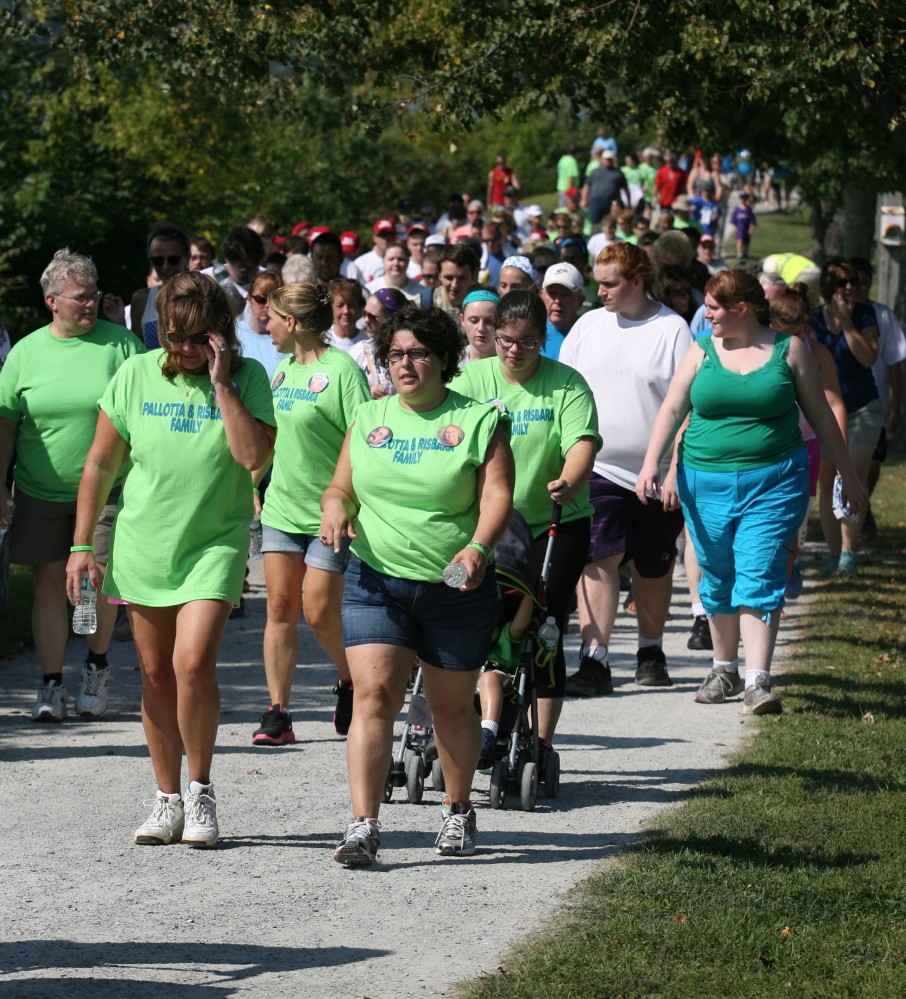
[700,233,715,244]
[273,235,286,246]
[340,230,360,251]
[373,218,396,235]
[565,186,580,198]
[308,226,331,241]
[291,221,311,236]
[407,223,429,237]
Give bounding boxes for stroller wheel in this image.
[543,751,561,799]
[406,753,425,804]
[431,757,445,793]
[489,759,508,809]
[520,760,538,812]
[382,768,394,804]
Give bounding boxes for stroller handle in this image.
[549,502,562,529]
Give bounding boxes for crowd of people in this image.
[1,130,903,865]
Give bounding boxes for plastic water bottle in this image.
[72,574,97,635]
[443,562,468,588]
[539,615,560,652]
[249,517,263,558]
[0,499,14,541]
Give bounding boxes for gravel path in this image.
[0,559,802,998]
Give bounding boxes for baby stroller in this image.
[382,660,443,804]
[482,505,562,812]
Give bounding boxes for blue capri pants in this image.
[677,450,809,620]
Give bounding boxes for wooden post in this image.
[876,192,905,449]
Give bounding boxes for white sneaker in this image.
[75,664,111,717]
[32,681,67,722]
[134,791,185,845]
[183,782,218,848]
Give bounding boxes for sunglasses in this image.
[166,331,210,345]
[836,278,857,288]
[249,293,269,305]
[150,254,185,268]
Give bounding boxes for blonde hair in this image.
[268,282,333,341]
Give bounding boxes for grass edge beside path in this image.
[460,455,906,999]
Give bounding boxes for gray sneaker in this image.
[435,795,477,857]
[334,816,381,867]
[742,677,782,715]
[694,665,745,704]
[32,681,67,722]
[75,664,111,717]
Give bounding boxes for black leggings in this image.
[533,517,591,698]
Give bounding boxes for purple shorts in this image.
[587,473,684,578]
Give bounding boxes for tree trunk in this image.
[876,192,905,451]
[842,185,877,260]
[810,199,844,266]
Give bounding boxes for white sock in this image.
[691,602,705,618]
[481,720,498,735]
[714,658,739,674]
[157,790,181,802]
[745,669,771,689]
[187,780,213,795]
[637,635,662,649]
[581,644,608,661]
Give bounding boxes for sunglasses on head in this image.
[150,254,184,268]
[166,331,210,345]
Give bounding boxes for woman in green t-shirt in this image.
[320,306,514,867]
[456,291,601,760]
[66,272,276,850]
[250,282,370,747]
[637,270,864,716]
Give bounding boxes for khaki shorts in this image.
[9,487,120,566]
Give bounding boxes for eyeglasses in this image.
[165,331,210,345]
[673,287,692,297]
[150,254,185,268]
[836,278,857,288]
[58,291,102,305]
[495,335,540,351]
[249,293,269,305]
[387,348,433,363]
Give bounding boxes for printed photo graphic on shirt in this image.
[308,372,329,393]
[367,426,393,448]
[271,371,285,391]
[486,398,508,415]
[437,425,464,448]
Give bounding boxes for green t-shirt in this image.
[0,320,144,502]
[349,390,507,581]
[638,161,656,196]
[262,347,370,536]
[557,155,580,193]
[99,351,276,606]
[455,357,601,537]
[674,217,704,233]
[622,165,643,188]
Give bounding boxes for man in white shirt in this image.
[201,225,264,317]
[406,223,429,281]
[559,242,692,695]
[354,219,398,285]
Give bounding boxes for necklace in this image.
[289,343,325,383]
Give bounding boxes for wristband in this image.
[468,540,492,561]
[70,546,94,553]
[252,487,260,496]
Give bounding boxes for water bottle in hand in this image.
[72,573,97,635]
[249,517,263,559]
[539,615,560,652]
[443,562,469,588]
[0,498,14,541]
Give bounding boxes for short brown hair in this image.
[250,269,282,298]
[595,242,655,293]
[819,258,857,303]
[770,287,810,328]
[328,278,365,310]
[705,268,770,325]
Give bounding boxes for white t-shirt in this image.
[871,300,906,421]
[353,250,384,285]
[587,232,619,263]
[365,276,424,302]
[406,259,423,281]
[558,302,693,489]
[325,327,367,353]
[340,258,363,284]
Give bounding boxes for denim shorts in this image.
[677,450,809,618]
[261,525,351,573]
[342,556,498,671]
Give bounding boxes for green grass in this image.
[462,456,906,999]
[748,206,814,261]
[0,562,34,659]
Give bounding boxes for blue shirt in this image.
[541,319,568,360]
[486,250,507,287]
[691,303,711,337]
[812,303,879,413]
[235,320,290,381]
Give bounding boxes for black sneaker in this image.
[687,616,713,651]
[333,681,354,735]
[564,656,613,696]
[252,704,296,745]
[635,647,672,686]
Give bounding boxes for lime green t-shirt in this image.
[349,390,508,581]
[262,347,370,536]
[455,357,601,537]
[639,161,656,196]
[557,155,580,192]
[99,351,276,606]
[0,320,144,502]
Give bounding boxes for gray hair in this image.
[759,271,785,289]
[281,253,316,285]
[40,248,98,297]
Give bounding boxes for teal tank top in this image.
[679,333,805,471]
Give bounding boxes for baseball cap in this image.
[565,186,580,199]
[526,204,544,218]
[542,261,583,294]
[308,225,331,241]
[700,234,715,245]
[407,223,429,237]
[340,231,360,252]
[291,221,311,236]
[424,233,448,247]
[601,149,616,161]
[373,218,396,235]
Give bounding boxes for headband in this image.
[501,256,539,284]
[374,287,404,311]
[462,289,501,309]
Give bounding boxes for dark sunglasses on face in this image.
[249,293,269,305]
[836,278,857,288]
[150,254,185,269]
[166,331,210,345]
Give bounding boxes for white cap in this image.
[424,233,448,247]
[526,204,544,218]
[542,261,583,294]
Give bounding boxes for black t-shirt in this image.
[586,167,629,207]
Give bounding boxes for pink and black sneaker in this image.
[252,704,296,746]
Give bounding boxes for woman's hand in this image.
[548,477,579,505]
[448,545,487,591]
[830,292,853,324]
[101,294,126,327]
[635,462,662,505]
[65,551,99,606]
[203,329,232,386]
[660,466,681,511]
[319,497,357,554]
[252,490,262,519]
